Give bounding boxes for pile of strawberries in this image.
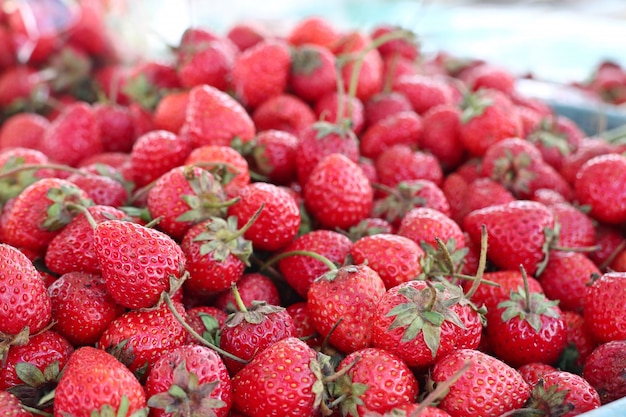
[1,2,626,417]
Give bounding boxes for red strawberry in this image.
[360,110,422,159]
[371,24,419,61]
[231,39,291,108]
[94,220,186,309]
[485,279,567,368]
[248,129,299,185]
[0,391,34,417]
[560,311,597,372]
[182,84,256,148]
[518,362,558,386]
[286,302,323,348]
[0,112,49,151]
[178,38,236,91]
[582,340,626,404]
[185,144,251,198]
[251,93,316,138]
[48,272,125,346]
[575,153,626,225]
[431,349,531,417]
[227,21,268,51]
[526,115,584,171]
[231,337,324,417]
[526,371,600,417]
[583,272,626,343]
[314,91,366,135]
[145,345,232,417]
[560,137,618,185]
[308,264,386,353]
[39,103,103,167]
[392,74,454,115]
[66,171,128,207]
[443,176,516,225]
[375,144,444,188]
[0,67,41,110]
[397,207,465,250]
[363,91,413,127]
[385,404,453,417]
[458,88,521,157]
[460,63,516,95]
[93,103,136,153]
[277,229,353,298]
[349,233,424,289]
[122,60,181,111]
[289,44,337,103]
[467,270,544,314]
[98,300,187,377]
[420,104,465,171]
[463,200,556,276]
[304,153,374,231]
[153,90,190,133]
[213,272,280,312]
[589,224,626,270]
[53,347,146,417]
[550,202,596,250]
[332,347,419,415]
[227,182,300,251]
[287,16,341,48]
[130,129,193,188]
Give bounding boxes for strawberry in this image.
[213,272,280,312]
[331,347,419,415]
[247,129,299,185]
[130,130,193,188]
[231,337,324,417]
[458,88,521,157]
[227,182,300,252]
[518,362,558,386]
[583,271,626,343]
[182,84,256,148]
[153,90,190,133]
[93,103,136,153]
[0,391,34,417]
[314,91,366,135]
[363,91,413,127]
[539,251,599,313]
[582,340,626,404]
[39,102,103,167]
[574,153,626,225]
[277,229,353,298]
[307,264,386,353]
[287,16,341,48]
[176,27,222,61]
[371,280,479,368]
[463,200,556,276]
[94,220,186,309]
[303,153,373,231]
[459,63,516,95]
[420,104,465,171]
[219,297,295,375]
[48,271,125,346]
[560,311,597,373]
[397,207,465,251]
[98,300,187,377]
[285,301,323,348]
[444,176,516,225]
[231,39,291,109]
[122,60,181,111]
[589,224,626,270]
[66,171,128,207]
[184,305,228,345]
[485,277,567,368]
[359,110,422,159]
[431,348,531,417]
[392,74,454,115]
[349,233,424,289]
[526,371,600,417]
[371,24,419,61]
[560,137,618,185]
[549,202,596,250]
[375,144,443,188]
[0,67,41,110]
[526,115,584,172]
[145,344,232,417]
[178,38,236,91]
[226,21,268,51]
[467,270,544,314]
[53,347,147,417]
[289,44,337,103]
[0,112,49,151]
[185,144,251,198]
[2,178,91,255]
[251,93,316,138]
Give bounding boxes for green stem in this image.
[411,362,470,417]
[520,265,532,314]
[65,203,98,229]
[231,283,247,313]
[224,203,265,243]
[21,406,53,417]
[261,250,338,271]
[0,163,86,179]
[465,224,489,299]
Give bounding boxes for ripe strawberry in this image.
[98,300,187,377]
[444,176,516,225]
[39,102,103,167]
[213,272,280,312]
[560,311,597,372]
[583,272,626,343]
[308,264,386,353]
[247,129,299,185]
[184,305,228,345]
[539,251,599,313]
[0,391,34,417]
[384,404,453,417]
[431,348,531,417]
[371,280,479,368]
[226,21,268,51]
[392,74,454,115]
[458,88,522,157]
[145,344,232,417]
[359,110,422,159]
[0,112,49,151]
[575,154,626,225]
[0,67,41,110]
[518,362,558,386]
[231,39,291,108]
[467,270,544,314]
[289,44,337,103]
[220,299,295,375]
[53,347,146,417]
[363,91,413,127]
[314,91,366,135]
[231,337,323,417]
[371,24,419,61]
[94,220,186,309]
[332,347,419,415]
[304,153,374,230]
[251,93,316,138]
[463,200,556,276]
[130,130,193,188]
[67,171,128,207]
[582,340,626,404]
[227,182,300,251]
[122,60,181,111]
[182,84,256,148]
[349,233,424,289]
[486,281,567,368]
[420,104,465,171]
[277,229,353,298]
[178,38,236,91]
[397,207,465,251]
[153,90,190,133]
[526,115,584,171]
[375,144,444,188]
[185,144,251,198]
[560,137,618,185]
[286,301,323,348]
[93,102,136,153]
[460,63,516,95]
[550,202,596,249]
[287,16,341,48]
[526,371,600,417]
[589,224,626,270]
[48,272,125,346]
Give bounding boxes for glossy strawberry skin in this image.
[285,302,323,348]
[420,104,465,170]
[251,94,316,139]
[249,129,299,185]
[582,340,626,404]
[542,371,601,417]
[53,347,146,417]
[375,144,444,188]
[467,270,544,314]
[185,144,251,198]
[213,272,280,312]
[432,349,531,417]
[397,207,465,249]
[0,391,35,417]
[94,220,186,310]
[359,110,423,159]
[583,272,626,343]
[289,44,337,103]
[0,112,49,150]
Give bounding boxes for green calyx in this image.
[7,361,61,411]
[175,167,238,224]
[460,90,494,124]
[44,184,93,231]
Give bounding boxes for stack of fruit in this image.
[0,4,625,417]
